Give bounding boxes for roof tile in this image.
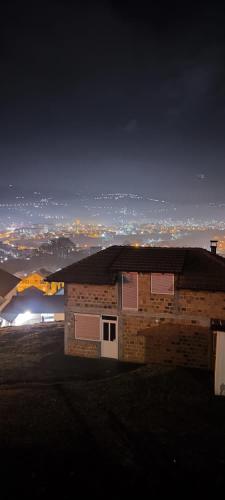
[47,245,225,292]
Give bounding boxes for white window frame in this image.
[74,313,101,341]
[101,315,118,342]
[122,272,138,311]
[150,273,174,295]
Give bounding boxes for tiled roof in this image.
[0,268,20,298]
[176,248,225,292]
[110,246,186,273]
[47,245,225,292]
[47,246,123,285]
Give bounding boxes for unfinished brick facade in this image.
[47,245,225,370]
[64,283,117,357]
[63,273,225,369]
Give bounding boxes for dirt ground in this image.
[1,324,225,499]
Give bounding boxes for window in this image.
[122,272,138,310]
[41,313,54,322]
[151,273,174,295]
[102,318,117,342]
[102,315,117,321]
[74,314,100,341]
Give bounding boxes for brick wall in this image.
[138,274,225,320]
[178,290,225,319]
[65,336,100,358]
[120,315,145,362]
[64,275,225,368]
[138,273,178,315]
[64,284,117,358]
[120,315,212,368]
[144,324,211,369]
[66,283,118,313]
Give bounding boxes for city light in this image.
[15,310,32,326]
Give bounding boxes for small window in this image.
[102,315,117,321]
[211,319,225,332]
[122,272,138,310]
[151,273,174,295]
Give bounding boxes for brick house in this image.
[47,245,225,370]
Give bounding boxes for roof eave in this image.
[62,278,116,286]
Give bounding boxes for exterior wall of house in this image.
[64,283,118,357]
[121,315,211,367]
[143,324,211,369]
[178,290,225,318]
[64,274,225,369]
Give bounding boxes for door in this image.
[215,331,225,396]
[101,316,118,359]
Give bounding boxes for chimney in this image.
[210,240,218,254]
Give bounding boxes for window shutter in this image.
[75,314,100,340]
[151,273,174,295]
[122,272,138,309]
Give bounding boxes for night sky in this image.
[1,0,225,204]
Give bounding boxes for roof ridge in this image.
[202,248,225,267]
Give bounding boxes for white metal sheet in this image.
[215,331,225,396]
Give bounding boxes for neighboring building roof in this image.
[0,268,21,298]
[0,292,64,322]
[46,245,225,292]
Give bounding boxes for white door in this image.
[215,331,225,396]
[101,317,118,359]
